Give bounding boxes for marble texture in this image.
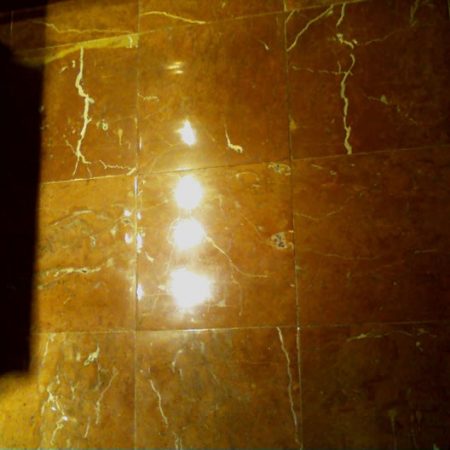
[293,146,450,326]
[12,0,138,50]
[138,14,289,173]
[301,324,450,449]
[284,0,363,10]
[38,332,134,448]
[136,327,300,449]
[1,0,449,447]
[18,36,138,182]
[137,162,296,330]
[286,0,450,157]
[139,0,283,31]
[35,176,136,332]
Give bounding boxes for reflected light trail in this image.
[173,218,205,250]
[169,268,212,309]
[174,175,203,210]
[177,119,196,146]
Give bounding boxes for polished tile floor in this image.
[0,0,449,448]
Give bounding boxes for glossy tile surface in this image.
[293,146,450,325]
[137,162,295,330]
[1,0,450,447]
[286,0,450,157]
[39,332,134,448]
[139,0,283,31]
[285,0,363,10]
[136,327,300,449]
[12,0,138,50]
[138,14,289,173]
[302,324,450,449]
[35,176,136,332]
[18,36,137,182]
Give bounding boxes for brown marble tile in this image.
[286,0,450,158]
[284,0,363,11]
[34,37,137,179]
[39,332,134,448]
[136,327,300,449]
[301,324,450,449]
[293,146,450,325]
[138,14,289,173]
[17,36,138,182]
[35,176,136,332]
[139,0,283,31]
[12,0,138,50]
[0,338,40,448]
[137,162,295,330]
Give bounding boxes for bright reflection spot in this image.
[174,175,203,210]
[177,120,196,146]
[173,218,204,250]
[123,209,132,217]
[137,284,144,301]
[136,233,143,253]
[125,232,133,244]
[169,268,212,309]
[167,61,184,74]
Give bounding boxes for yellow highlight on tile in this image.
[177,119,196,146]
[169,268,212,309]
[172,218,205,250]
[174,175,203,210]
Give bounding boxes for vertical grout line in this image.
[282,9,303,450]
[133,3,141,448]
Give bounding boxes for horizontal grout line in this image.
[38,141,450,186]
[38,158,292,186]
[300,319,450,329]
[290,142,450,163]
[30,319,450,336]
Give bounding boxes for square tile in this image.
[301,324,450,449]
[286,0,450,158]
[39,332,134,448]
[12,0,138,50]
[293,147,450,325]
[18,35,138,182]
[138,14,289,173]
[136,327,300,449]
[139,0,283,31]
[35,176,136,332]
[137,162,295,330]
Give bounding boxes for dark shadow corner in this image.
[0,6,44,375]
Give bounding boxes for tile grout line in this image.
[133,4,141,448]
[30,319,450,338]
[282,9,303,448]
[37,141,450,187]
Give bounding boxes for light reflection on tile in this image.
[138,14,289,173]
[137,162,295,330]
